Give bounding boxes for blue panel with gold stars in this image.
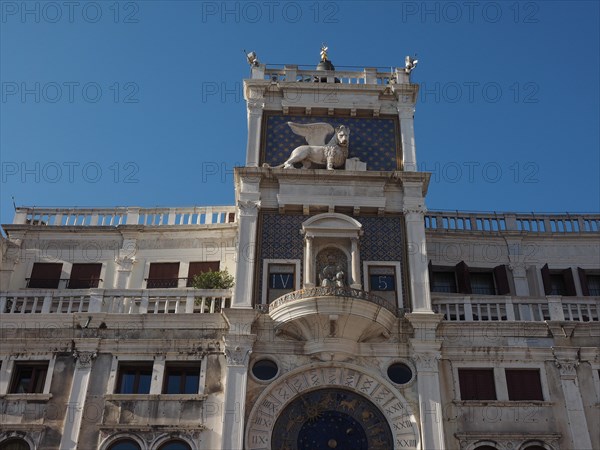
[262,114,401,171]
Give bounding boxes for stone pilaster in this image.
[553,347,593,450]
[407,313,445,450]
[398,106,417,171]
[404,205,432,312]
[59,348,97,450]
[221,334,256,450]
[245,92,265,166]
[232,199,260,308]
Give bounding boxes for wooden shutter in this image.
[562,268,576,296]
[455,261,472,294]
[541,264,552,295]
[69,263,102,289]
[493,265,510,295]
[505,369,543,400]
[187,261,220,287]
[29,263,63,288]
[458,369,496,400]
[578,267,590,296]
[147,263,180,288]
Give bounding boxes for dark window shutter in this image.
[147,263,180,288]
[541,264,552,295]
[458,369,496,400]
[187,261,220,287]
[493,265,510,295]
[455,261,472,294]
[562,268,576,296]
[505,369,543,400]
[578,268,590,296]
[29,263,63,288]
[68,263,102,289]
[428,260,433,290]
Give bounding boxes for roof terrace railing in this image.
[425,211,600,234]
[11,206,236,227]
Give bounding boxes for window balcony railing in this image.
[432,294,600,322]
[0,289,232,315]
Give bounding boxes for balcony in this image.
[432,294,600,322]
[0,289,232,315]
[266,287,400,351]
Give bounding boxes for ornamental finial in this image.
[320,44,329,62]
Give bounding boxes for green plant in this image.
[190,269,234,289]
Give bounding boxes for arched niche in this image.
[301,213,363,289]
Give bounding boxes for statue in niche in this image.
[277,122,350,170]
[317,250,347,288]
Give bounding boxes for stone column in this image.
[304,235,315,288]
[350,237,361,289]
[398,106,417,171]
[59,350,97,450]
[553,347,593,449]
[407,313,446,450]
[232,200,260,308]
[404,204,432,312]
[509,262,530,296]
[221,335,256,450]
[114,237,137,289]
[245,97,265,167]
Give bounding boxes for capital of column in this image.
[237,200,261,217]
[223,335,256,367]
[403,205,427,216]
[552,347,580,380]
[508,262,527,278]
[397,105,415,119]
[73,350,97,369]
[247,100,265,115]
[410,338,443,372]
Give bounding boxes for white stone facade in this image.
[0,62,598,450]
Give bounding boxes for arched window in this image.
[108,440,141,450]
[158,441,191,450]
[522,446,546,450]
[474,446,498,450]
[0,439,30,450]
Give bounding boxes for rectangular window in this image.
[10,362,49,393]
[147,262,180,289]
[116,363,153,394]
[587,275,600,296]
[163,363,201,394]
[430,271,457,293]
[505,369,544,400]
[187,261,220,287]
[267,264,296,303]
[577,268,600,296]
[541,265,576,296]
[68,263,102,289]
[368,266,397,304]
[27,263,63,289]
[458,368,496,400]
[470,272,496,295]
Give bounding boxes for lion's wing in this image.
[287,122,334,146]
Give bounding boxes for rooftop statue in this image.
[277,122,350,170]
[404,55,418,74]
[320,44,329,62]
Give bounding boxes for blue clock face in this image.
[272,388,393,450]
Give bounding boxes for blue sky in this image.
[1,1,599,226]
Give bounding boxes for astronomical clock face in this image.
[271,388,393,450]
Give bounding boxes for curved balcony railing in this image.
[268,286,401,316]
